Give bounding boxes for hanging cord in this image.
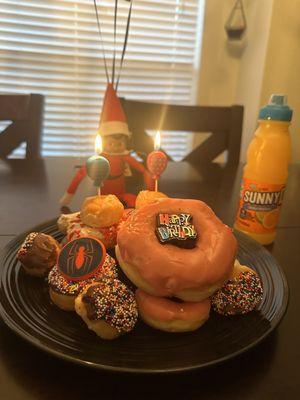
[112,0,119,86]
[116,0,133,91]
[239,0,247,27]
[227,0,246,28]
[93,0,110,82]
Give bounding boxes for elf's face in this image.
[102,134,127,154]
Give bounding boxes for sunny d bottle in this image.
[235,94,293,245]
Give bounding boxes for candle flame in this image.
[154,131,161,151]
[95,134,102,155]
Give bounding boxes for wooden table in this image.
[0,158,299,399]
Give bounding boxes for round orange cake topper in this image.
[58,237,106,282]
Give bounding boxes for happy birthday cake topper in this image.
[155,213,198,249]
[58,237,106,281]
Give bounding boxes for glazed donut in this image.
[81,195,124,228]
[136,289,211,333]
[48,254,118,311]
[116,198,237,301]
[211,260,263,316]
[75,280,138,340]
[17,232,60,277]
[135,190,168,209]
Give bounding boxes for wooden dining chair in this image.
[0,93,44,160]
[120,99,243,166]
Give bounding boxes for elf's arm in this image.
[124,154,146,173]
[59,165,87,206]
[124,155,155,190]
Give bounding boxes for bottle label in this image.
[235,178,285,234]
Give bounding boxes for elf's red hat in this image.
[98,83,130,137]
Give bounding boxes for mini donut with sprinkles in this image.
[48,253,118,311]
[75,279,138,340]
[211,260,263,316]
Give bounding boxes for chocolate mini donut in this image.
[211,261,263,316]
[17,232,60,277]
[75,279,138,340]
[48,254,118,311]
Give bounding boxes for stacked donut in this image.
[116,197,263,333]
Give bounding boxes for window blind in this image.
[0,0,204,160]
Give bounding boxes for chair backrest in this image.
[120,99,243,166]
[0,93,44,160]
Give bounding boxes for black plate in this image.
[0,220,289,373]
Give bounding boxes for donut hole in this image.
[169,296,184,304]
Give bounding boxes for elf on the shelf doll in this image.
[60,84,154,208]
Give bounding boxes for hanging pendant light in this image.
[225,0,247,40]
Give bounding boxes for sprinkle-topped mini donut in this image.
[48,253,118,311]
[116,208,135,233]
[18,232,39,255]
[75,280,138,340]
[211,261,263,316]
[17,232,60,277]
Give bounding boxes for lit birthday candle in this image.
[86,134,110,195]
[147,131,168,192]
[154,129,161,151]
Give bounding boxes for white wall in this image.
[197,0,300,162]
[260,0,300,163]
[235,0,274,160]
[197,0,240,106]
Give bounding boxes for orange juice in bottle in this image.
[234,94,293,245]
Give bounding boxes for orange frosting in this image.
[117,198,237,297]
[136,289,211,323]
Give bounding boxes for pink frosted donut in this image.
[136,289,211,332]
[116,198,237,301]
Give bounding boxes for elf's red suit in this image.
[66,152,154,208]
[60,83,154,208]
